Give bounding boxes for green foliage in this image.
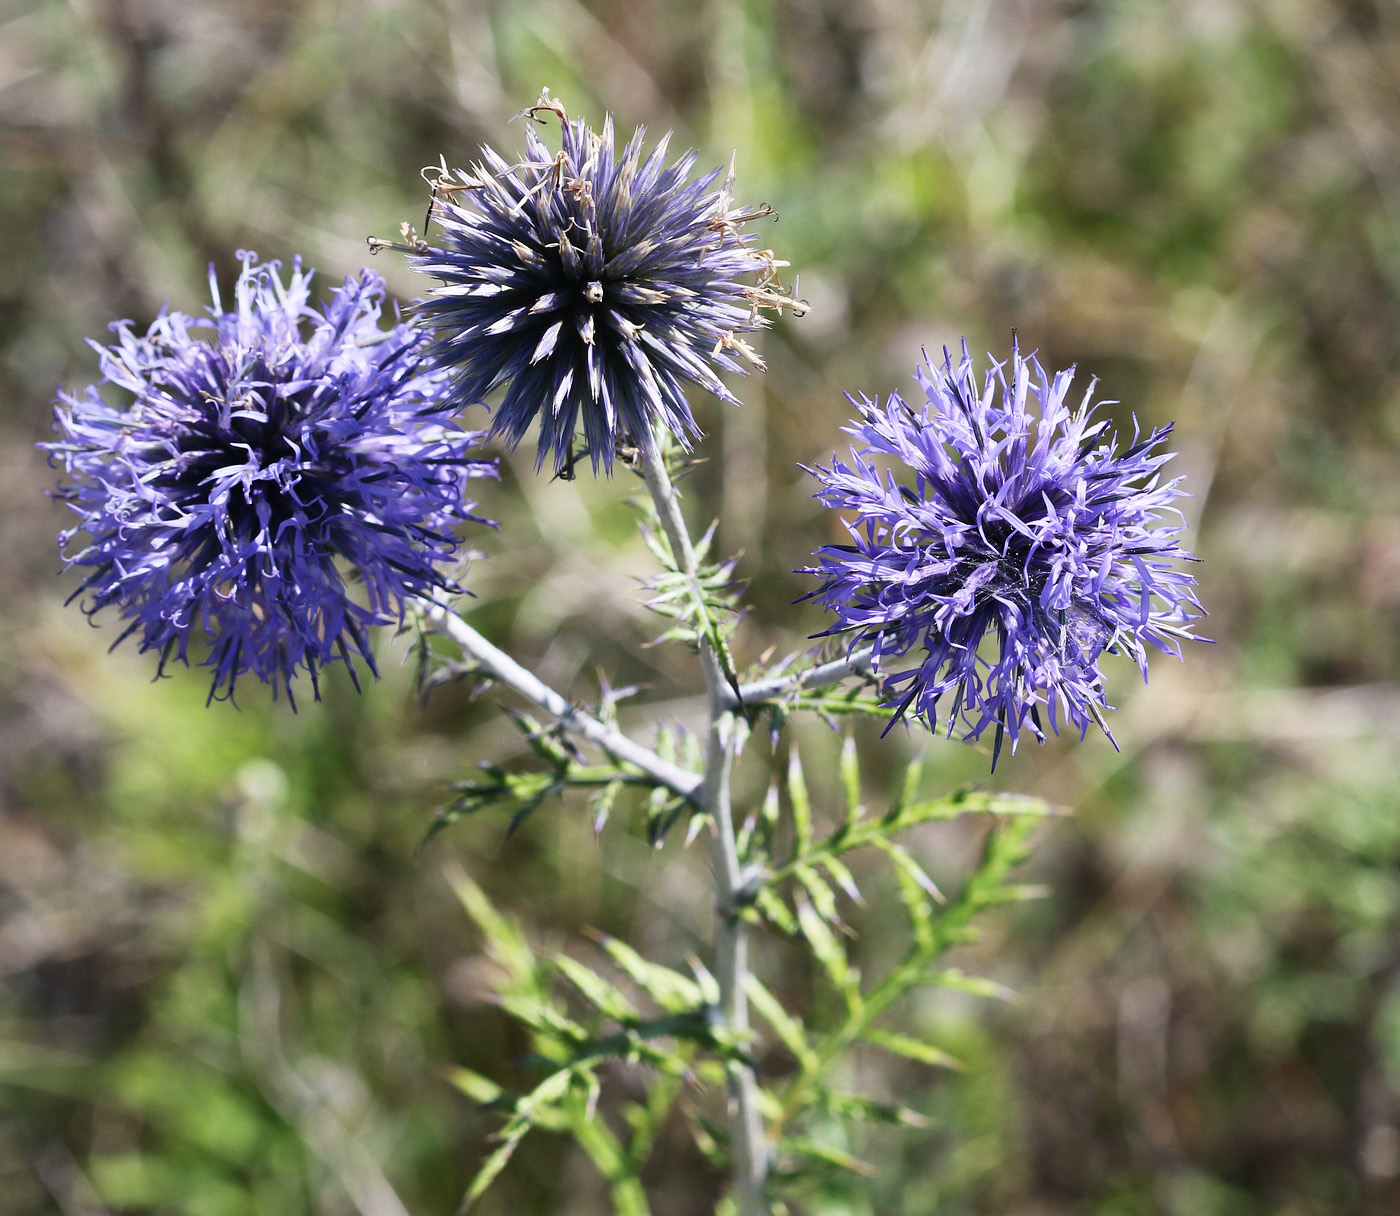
[426,704,697,848]
[737,740,1055,1193]
[445,735,1053,1209]
[11,1,1397,1213]
[633,439,746,699]
[448,871,732,1214]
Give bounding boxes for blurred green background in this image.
[4,0,1400,1212]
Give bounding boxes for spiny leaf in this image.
[553,954,640,1022]
[497,996,589,1050]
[816,1089,931,1127]
[819,855,863,906]
[793,863,842,928]
[746,976,816,1070]
[979,882,1053,905]
[462,1125,530,1210]
[688,956,722,1008]
[447,1067,507,1105]
[634,483,744,692]
[757,780,783,856]
[432,759,655,846]
[883,788,1053,832]
[839,734,862,831]
[925,967,1017,1003]
[460,1067,578,1210]
[591,779,624,835]
[862,1028,962,1070]
[597,935,703,1014]
[764,700,788,744]
[645,727,686,844]
[507,779,563,836]
[623,1069,686,1167]
[448,868,535,983]
[753,1084,787,1124]
[691,1110,730,1170]
[553,1013,721,1073]
[693,518,719,564]
[788,751,813,856]
[782,690,887,720]
[752,886,798,935]
[779,1138,875,1177]
[647,792,690,846]
[894,756,924,817]
[742,781,780,860]
[795,897,860,1011]
[639,523,674,569]
[871,838,941,950]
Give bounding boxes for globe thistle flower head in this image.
[405,87,804,476]
[45,251,496,705]
[803,341,1202,766]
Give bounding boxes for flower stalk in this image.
[728,646,876,710]
[422,601,702,802]
[636,439,768,1216]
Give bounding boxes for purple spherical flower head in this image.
[803,341,1202,766]
[406,88,802,477]
[45,252,497,705]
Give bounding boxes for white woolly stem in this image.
[730,646,876,708]
[422,602,702,800]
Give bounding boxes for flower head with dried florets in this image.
[400,88,803,477]
[803,341,1202,766]
[45,251,497,704]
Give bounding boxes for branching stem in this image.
[730,646,876,709]
[422,602,702,801]
[636,442,769,1216]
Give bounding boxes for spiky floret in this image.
[802,342,1202,765]
[45,252,497,704]
[405,88,802,476]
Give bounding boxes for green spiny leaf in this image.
[795,897,860,1011]
[498,995,589,1050]
[745,976,816,1070]
[447,1067,507,1105]
[740,781,780,860]
[862,1028,962,1070]
[553,954,640,1022]
[885,788,1053,832]
[688,957,722,1008]
[448,869,535,984]
[818,855,863,906]
[779,1138,875,1177]
[839,734,861,831]
[871,839,940,951]
[925,967,1017,1003]
[460,1067,578,1210]
[591,779,623,835]
[597,935,703,1014]
[817,1089,931,1127]
[793,864,842,928]
[640,524,673,569]
[752,886,798,935]
[788,751,813,856]
[691,1110,730,1170]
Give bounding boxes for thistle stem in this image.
[422,601,702,801]
[729,646,875,709]
[636,441,768,1216]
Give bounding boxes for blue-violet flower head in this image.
[45,251,497,704]
[407,88,802,476]
[803,341,1202,765]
